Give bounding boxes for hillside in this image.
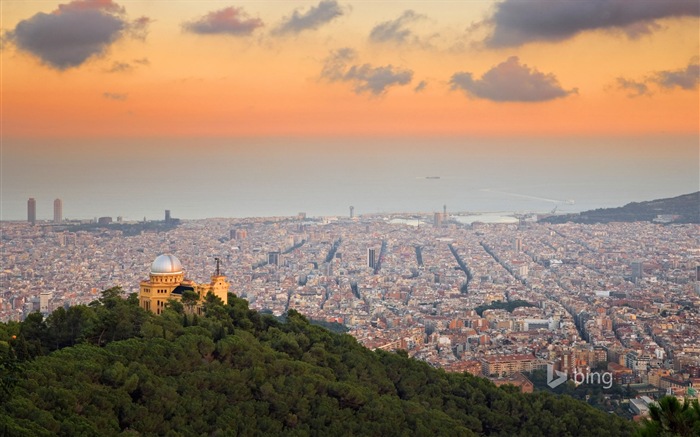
[541,192,699,224]
[0,290,636,436]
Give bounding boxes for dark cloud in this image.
[369,10,425,44]
[616,78,651,97]
[275,0,344,35]
[616,59,700,97]
[414,80,427,92]
[183,7,263,36]
[133,57,150,66]
[484,0,700,48]
[321,48,413,96]
[654,59,700,90]
[450,56,576,102]
[7,0,147,70]
[103,92,127,100]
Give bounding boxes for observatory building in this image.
[138,254,229,314]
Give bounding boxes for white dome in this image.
[151,254,183,275]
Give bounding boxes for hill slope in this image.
[542,192,699,224]
[0,290,636,436]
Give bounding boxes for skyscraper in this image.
[631,261,644,283]
[27,198,36,225]
[513,237,523,252]
[350,206,354,219]
[165,210,171,223]
[433,212,443,228]
[367,248,376,269]
[54,198,63,223]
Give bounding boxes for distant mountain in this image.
[542,192,699,224]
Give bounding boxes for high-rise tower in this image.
[27,198,36,225]
[54,198,63,223]
[350,206,354,219]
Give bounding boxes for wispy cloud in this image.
[6,0,150,70]
[616,78,651,97]
[615,58,700,97]
[414,80,427,92]
[321,48,413,96]
[369,10,426,45]
[106,61,132,73]
[654,59,700,90]
[274,0,345,35]
[483,0,700,48]
[103,92,127,100]
[450,56,576,102]
[183,7,263,36]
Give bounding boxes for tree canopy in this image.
[0,289,638,436]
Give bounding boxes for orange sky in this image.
[1,0,699,138]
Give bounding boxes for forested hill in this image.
[0,290,636,436]
[542,192,700,224]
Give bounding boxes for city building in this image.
[631,261,644,282]
[433,212,443,228]
[368,248,376,269]
[39,291,52,314]
[480,354,542,377]
[165,210,171,223]
[27,198,36,225]
[54,198,62,223]
[138,254,229,315]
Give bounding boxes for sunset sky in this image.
[1,0,699,219]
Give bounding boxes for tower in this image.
[631,261,644,283]
[27,198,36,225]
[54,198,63,223]
[513,237,522,252]
[368,248,376,269]
[443,204,447,219]
[165,210,171,223]
[433,212,443,228]
[350,206,354,219]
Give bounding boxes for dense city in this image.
[2,207,699,419]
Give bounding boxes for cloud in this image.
[103,92,127,100]
[483,0,700,48]
[105,57,150,73]
[275,0,344,35]
[616,78,651,97]
[369,10,426,44]
[414,80,427,92]
[183,7,263,36]
[654,59,700,90]
[6,0,148,70]
[615,58,700,97]
[321,48,413,96]
[450,56,576,102]
[106,61,132,73]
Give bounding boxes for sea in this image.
[2,136,698,221]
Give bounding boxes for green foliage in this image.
[637,396,700,437]
[0,290,637,436]
[474,300,534,316]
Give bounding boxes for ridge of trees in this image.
[0,288,638,436]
